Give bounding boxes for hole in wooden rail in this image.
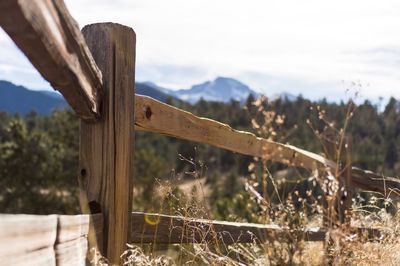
[145,106,152,119]
[89,201,102,214]
[81,168,87,177]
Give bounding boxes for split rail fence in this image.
[0,0,399,265]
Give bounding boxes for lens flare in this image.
[144,214,160,225]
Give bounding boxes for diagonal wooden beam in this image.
[134,95,400,196]
[0,0,103,121]
[134,95,335,171]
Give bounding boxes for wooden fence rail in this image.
[135,95,334,171]
[135,95,400,197]
[0,213,103,266]
[130,212,326,244]
[130,212,385,244]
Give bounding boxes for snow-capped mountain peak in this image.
[171,77,259,104]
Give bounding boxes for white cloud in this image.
[0,28,51,90]
[1,0,400,100]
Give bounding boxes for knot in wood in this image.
[145,106,152,119]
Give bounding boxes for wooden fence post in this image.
[322,131,353,224]
[321,130,337,228]
[336,135,353,224]
[79,23,136,265]
[322,131,353,264]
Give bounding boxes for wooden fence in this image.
[0,0,399,265]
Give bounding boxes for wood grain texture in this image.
[0,247,56,266]
[57,213,103,253]
[0,214,57,257]
[55,237,88,266]
[0,0,103,121]
[0,213,102,265]
[130,212,326,244]
[79,23,136,265]
[134,95,400,196]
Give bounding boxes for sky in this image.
[1,0,400,102]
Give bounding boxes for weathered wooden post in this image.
[322,131,353,225]
[321,130,338,228]
[336,135,353,224]
[322,130,353,264]
[79,23,136,265]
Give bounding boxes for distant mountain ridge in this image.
[136,83,182,104]
[0,81,183,115]
[0,80,68,115]
[0,77,296,115]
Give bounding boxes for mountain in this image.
[0,80,183,115]
[142,78,300,104]
[150,77,260,104]
[142,81,174,95]
[0,80,68,115]
[0,78,295,115]
[38,90,64,99]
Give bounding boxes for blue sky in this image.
[1,0,400,102]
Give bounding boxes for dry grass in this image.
[90,183,400,265]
